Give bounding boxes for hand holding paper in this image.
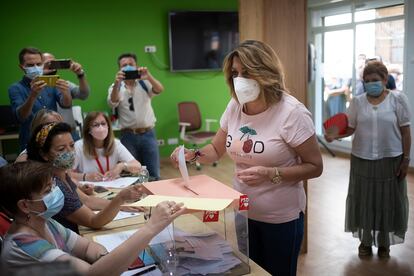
[123,195,233,211]
[178,145,190,185]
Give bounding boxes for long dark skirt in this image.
[345,154,409,247]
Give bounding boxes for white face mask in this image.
[233,77,261,105]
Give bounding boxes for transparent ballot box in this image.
[135,174,251,275]
[149,208,250,276]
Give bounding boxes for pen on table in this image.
[103,192,114,199]
[131,265,157,276]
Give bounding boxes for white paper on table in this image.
[178,145,189,186]
[94,229,136,252]
[93,210,141,221]
[80,177,139,188]
[121,265,162,276]
[93,224,174,252]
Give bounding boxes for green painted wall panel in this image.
[0,0,237,157]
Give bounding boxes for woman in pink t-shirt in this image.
[171,40,323,276]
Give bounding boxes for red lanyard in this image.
[95,155,109,175]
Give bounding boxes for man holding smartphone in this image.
[8,47,72,150]
[43,52,90,140]
[108,53,164,180]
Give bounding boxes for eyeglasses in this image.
[91,122,107,128]
[128,97,135,111]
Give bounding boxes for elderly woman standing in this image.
[326,61,411,258]
[171,40,323,276]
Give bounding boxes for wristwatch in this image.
[77,69,85,79]
[271,167,282,185]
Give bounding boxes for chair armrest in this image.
[204,119,218,132]
[179,122,191,140]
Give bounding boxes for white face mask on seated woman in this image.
[233,76,261,105]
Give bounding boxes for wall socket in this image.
[144,45,156,53]
[157,139,165,146]
[167,138,179,145]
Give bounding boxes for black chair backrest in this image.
[0,105,19,133]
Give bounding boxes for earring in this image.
[26,213,31,222]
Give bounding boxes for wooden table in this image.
[81,215,270,276]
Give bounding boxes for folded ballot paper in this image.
[94,225,242,275]
[123,195,233,211]
[122,174,243,213]
[150,228,242,275]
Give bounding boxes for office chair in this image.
[177,101,217,170]
[72,105,84,138]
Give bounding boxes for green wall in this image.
[0,0,237,157]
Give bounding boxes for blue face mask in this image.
[24,65,44,79]
[30,184,64,219]
[121,65,136,72]
[364,81,383,97]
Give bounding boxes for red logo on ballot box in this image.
[203,211,219,222]
[239,195,249,211]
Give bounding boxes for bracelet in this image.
[82,173,86,181]
[188,149,202,163]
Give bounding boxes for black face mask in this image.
[43,70,58,76]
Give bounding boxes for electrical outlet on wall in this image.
[157,139,165,146]
[167,138,179,145]
[144,45,156,53]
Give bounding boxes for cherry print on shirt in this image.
[239,126,257,153]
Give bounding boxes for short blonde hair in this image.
[223,40,287,106]
[30,109,63,135]
[82,112,115,159]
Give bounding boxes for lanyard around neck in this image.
[95,154,109,175]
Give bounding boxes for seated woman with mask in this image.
[27,122,142,234]
[15,109,63,163]
[0,161,185,275]
[73,111,141,182]
[16,109,93,195]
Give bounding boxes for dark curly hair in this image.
[27,122,72,162]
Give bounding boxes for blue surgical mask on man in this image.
[24,65,44,79]
[122,65,136,72]
[30,184,64,219]
[364,81,383,97]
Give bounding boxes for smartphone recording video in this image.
[35,75,60,87]
[49,59,72,70]
[123,70,141,80]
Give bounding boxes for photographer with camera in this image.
[43,52,90,140]
[8,47,72,150]
[107,53,164,180]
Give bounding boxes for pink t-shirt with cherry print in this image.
[220,93,315,224]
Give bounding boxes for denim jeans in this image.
[120,129,160,180]
[248,212,304,276]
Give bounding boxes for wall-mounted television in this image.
[168,11,239,72]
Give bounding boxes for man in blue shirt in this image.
[8,47,72,149]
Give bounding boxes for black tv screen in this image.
[168,11,239,72]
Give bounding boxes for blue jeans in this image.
[120,129,160,180]
[248,212,304,276]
